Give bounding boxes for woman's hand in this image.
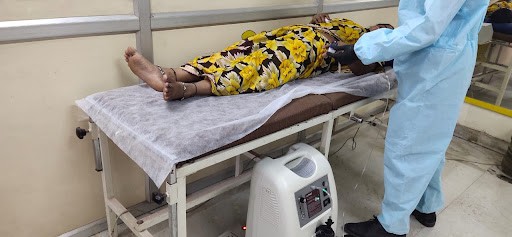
[310,13,331,24]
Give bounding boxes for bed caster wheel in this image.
[152,192,167,204]
[76,127,88,139]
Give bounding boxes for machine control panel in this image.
[295,175,332,227]
[305,189,322,217]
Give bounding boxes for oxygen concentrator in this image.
[246,143,338,237]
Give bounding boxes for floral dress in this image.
[181,19,367,96]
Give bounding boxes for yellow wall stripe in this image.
[465,97,512,117]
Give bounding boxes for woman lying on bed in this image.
[124,13,393,101]
[486,0,512,33]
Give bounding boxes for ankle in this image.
[184,82,197,98]
[165,68,178,83]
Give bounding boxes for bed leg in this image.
[98,129,118,237]
[145,174,159,203]
[320,118,334,159]
[297,131,307,143]
[167,169,178,237]
[167,169,187,237]
[177,177,187,237]
[235,155,242,177]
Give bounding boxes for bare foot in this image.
[163,80,197,101]
[163,68,183,101]
[125,47,165,92]
[163,82,182,101]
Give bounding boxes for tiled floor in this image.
[94,124,511,237]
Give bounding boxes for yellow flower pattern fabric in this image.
[487,0,512,18]
[181,18,367,96]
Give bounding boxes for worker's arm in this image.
[354,0,468,65]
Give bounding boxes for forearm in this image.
[348,61,378,76]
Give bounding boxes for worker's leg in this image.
[377,60,472,235]
[344,94,450,237]
[409,159,445,228]
[376,103,447,235]
[416,159,445,214]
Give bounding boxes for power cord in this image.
[329,126,361,157]
[242,155,266,173]
[111,210,130,236]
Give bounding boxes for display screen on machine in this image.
[306,189,322,217]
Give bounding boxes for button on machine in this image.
[323,198,331,207]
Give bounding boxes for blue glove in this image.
[327,43,359,65]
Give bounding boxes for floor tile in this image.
[415,173,512,237]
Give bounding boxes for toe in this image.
[125,47,137,58]
[163,85,170,101]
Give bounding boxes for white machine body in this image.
[246,143,338,237]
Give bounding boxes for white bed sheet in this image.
[76,70,396,186]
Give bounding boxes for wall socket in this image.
[218,231,238,237]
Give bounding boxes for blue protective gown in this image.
[354,0,489,235]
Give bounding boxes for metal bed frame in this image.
[81,92,392,237]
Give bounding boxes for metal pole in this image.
[134,0,159,202]
[168,168,178,237]
[316,0,325,14]
[134,0,154,62]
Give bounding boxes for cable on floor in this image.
[329,126,361,157]
[111,210,130,236]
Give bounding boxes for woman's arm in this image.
[348,61,378,76]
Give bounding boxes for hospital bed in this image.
[76,70,395,237]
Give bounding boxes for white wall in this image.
[152,0,313,12]
[0,35,148,237]
[0,0,133,21]
[458,104,512,142]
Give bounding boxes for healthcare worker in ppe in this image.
[327,0,489,236]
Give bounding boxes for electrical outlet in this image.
[218,231,238,237]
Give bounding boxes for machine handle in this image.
[277,144,323,166]
[277,151,309,165]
